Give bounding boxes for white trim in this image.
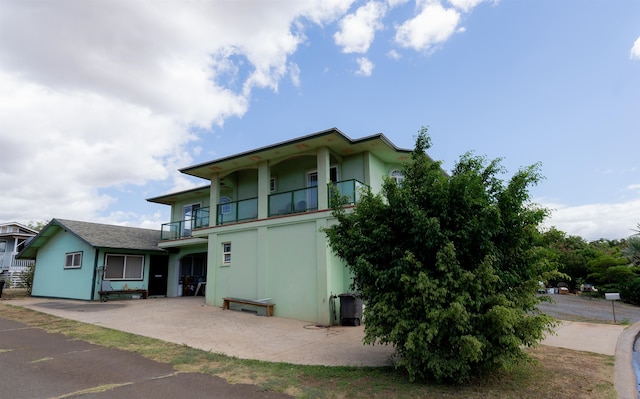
[222,242,232,265]
[64,252,83,269]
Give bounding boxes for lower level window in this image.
[64,252,82,269]
[104,254,144,280]
[222,242,231,264]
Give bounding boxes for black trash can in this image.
[339,293,363,326]
[0,280,5,298]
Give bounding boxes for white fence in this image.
[1,259,33,288]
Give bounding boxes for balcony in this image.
[269,186,318,216]
[159,179,367,240]
[332,179,366,204]
[160,207,210,240]
[217,197,258,225]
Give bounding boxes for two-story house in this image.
[0,222,37,287]
[147,128,413,325]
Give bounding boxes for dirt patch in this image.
[528,346,615,398]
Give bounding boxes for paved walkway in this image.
[4,296,638,398]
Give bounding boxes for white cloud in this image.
[356,57,375,76]
[387,49,402,60]
[631,36,640,60]
[289,63,302,87]
[394,2,461,52]
[543,199,640,241]
[0,1,354,225]
[448,0,485,13]
[334,1,387,54]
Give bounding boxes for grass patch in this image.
[0,304,616,398]
[0,288,30,300]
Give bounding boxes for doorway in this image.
[180,253,207,296]
[148,255,169,296]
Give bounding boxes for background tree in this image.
[624,235,640,266]
[27,220,49,232]
[325,127,557,383]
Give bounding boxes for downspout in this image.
[90,248,99,301]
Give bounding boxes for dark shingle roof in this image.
[54,219,162,251]
[18,218,164,259]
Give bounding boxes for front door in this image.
[148,255,168,296]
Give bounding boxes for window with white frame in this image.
[222,242,231,265]
[390,169,404,186]
[270,177,276,193]
[64,252,82,269]
[104,254,144,280]
[219,196,231,214]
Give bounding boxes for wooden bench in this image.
[99,289,148,302]
[222,297,275,317]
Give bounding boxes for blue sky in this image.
[1,0,639,240]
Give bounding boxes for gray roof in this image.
[18,218,165,259]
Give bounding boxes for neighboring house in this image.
[18,219,168,300]
[0,222,38,287]
[146,128,415,325]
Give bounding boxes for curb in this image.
[616,320,640,399]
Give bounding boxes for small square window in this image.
[222,242,231,264]
[64,252,82,269]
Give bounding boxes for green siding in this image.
[341,153,365,183]
[165,144,409,324]
[200,214,350,324]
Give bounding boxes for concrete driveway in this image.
[8,297,395,367]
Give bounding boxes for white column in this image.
[317,147,330,210]
[209,174,220,227]
[258,161,270,219]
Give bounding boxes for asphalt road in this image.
[537,293,640,324]
[0,317,292,399]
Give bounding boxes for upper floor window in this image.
[183,203,201,221]
[0,240,6,252]
[330,166,338,183]
[104,254,144,280]
[64,252,82,269]
[390,169,404,186]
[219,197,231,214]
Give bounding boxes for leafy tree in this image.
[621,277,640,305]
[586,253,630,291]
[27,220,49,232]
[537,228,587,288]
[324,127,557,383]
[624,235,640,266]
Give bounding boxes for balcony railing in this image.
[332,179,367,204]
[217,197,258,225]
[160,207,210,240]
[268,186,318,217]
[159,180,368,240]
[193,207,210,229]
[0,253,34,272]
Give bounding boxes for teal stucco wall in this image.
[31,230,96,300]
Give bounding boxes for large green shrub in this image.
[324,127,557,383]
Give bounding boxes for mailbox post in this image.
[605,293,621,323]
